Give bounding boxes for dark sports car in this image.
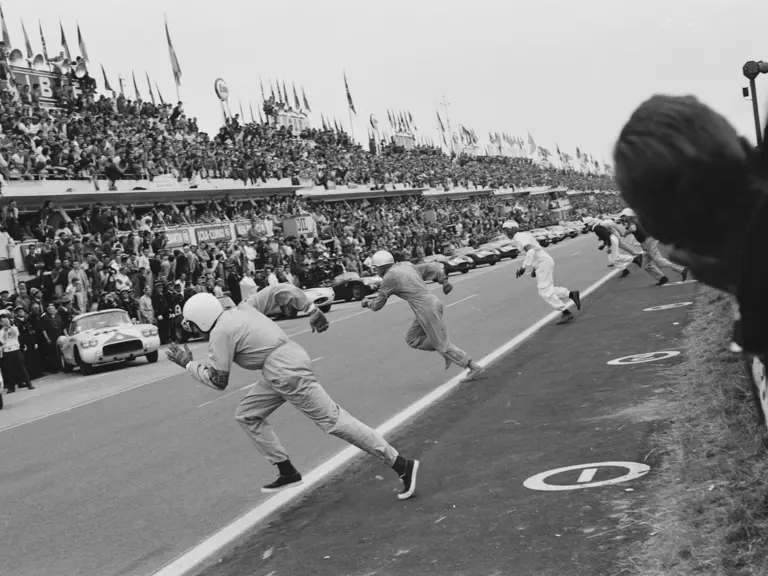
[479,235,519,259]
[423,254,474,275]
[330,272,383,301]
[453,247,500,267]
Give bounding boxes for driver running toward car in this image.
[166,293,420,499]
[503,220,582,324]
[361,250,485,380]
[243,282,326,323]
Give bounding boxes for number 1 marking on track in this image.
[577,468,598,483]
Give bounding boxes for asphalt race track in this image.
[196,271,698,576]
[1,235,621,576]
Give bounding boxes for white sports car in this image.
[58,309,161,375]
[302,286,334,313]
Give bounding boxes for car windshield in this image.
[73,311,131,333]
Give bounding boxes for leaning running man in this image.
[166,292,420,499]
[362,250,484,380]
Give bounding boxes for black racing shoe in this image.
[557,310,575,324]
[620,269,630,278]
[681,268,689,282]
[569,290,581,310]
[262,472,303,494]
[656,276,669,286]
[632,254,643,267]
[398,459,420,500]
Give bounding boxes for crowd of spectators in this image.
[0,74,615,192]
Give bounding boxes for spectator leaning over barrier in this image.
[613,93,764,355]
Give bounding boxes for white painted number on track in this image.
[643,302,693,312]
[524,461,651,491]
[607,351,680,365]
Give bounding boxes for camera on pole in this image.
[743,61,768,147]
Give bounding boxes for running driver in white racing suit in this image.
[503,220,582,324]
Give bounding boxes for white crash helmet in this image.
[501,219,519,230]
[183,293,224,333]
[371,250,395,268]
[620,207,636,218]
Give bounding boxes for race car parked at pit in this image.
[559,222,581,238]
[58,309,161,375]
[328,272,382,302]
[529,228,551,247]
[453,247,500,267]
[423,253,474,275]
[546,226,568,243]
[479,235,520,259]
[292,286,334,315]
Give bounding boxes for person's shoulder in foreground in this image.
[613,93,768,354]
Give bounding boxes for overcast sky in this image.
[3,0,768,161]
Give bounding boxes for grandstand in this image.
[0,14,624,325]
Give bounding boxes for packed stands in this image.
[2,77,615,190]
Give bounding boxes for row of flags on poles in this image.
[431,107,611,173]
[0,4,183,98]
[0,5,90,64]
[259,76,312,113]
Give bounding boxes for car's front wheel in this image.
[75,348,94,376]
[59,348,74,373]
[146,351,159,363]
[319,304,332,314]
[351,284,366,301]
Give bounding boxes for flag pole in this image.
[440,96,453,154]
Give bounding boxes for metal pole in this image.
[440,95,453,153]
[348,107,355,142]
[750,78,763,148]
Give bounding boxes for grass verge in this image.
[624,287,768,576]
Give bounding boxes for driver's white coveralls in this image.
[367,261,471,368]
[188,303,398,466]
[511,231,572,312]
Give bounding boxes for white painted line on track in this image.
[446,294,477,308]
[311,357,324,363]
[197,384,256,409]
[0,374,174,433]
[151,267,620,576]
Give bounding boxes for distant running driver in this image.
[503,220,581,324]
[362,250,485,381]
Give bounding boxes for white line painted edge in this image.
[0,375,174,434]
[152,267,620,576]
[446,294,477,308]
[197,383,257,409]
